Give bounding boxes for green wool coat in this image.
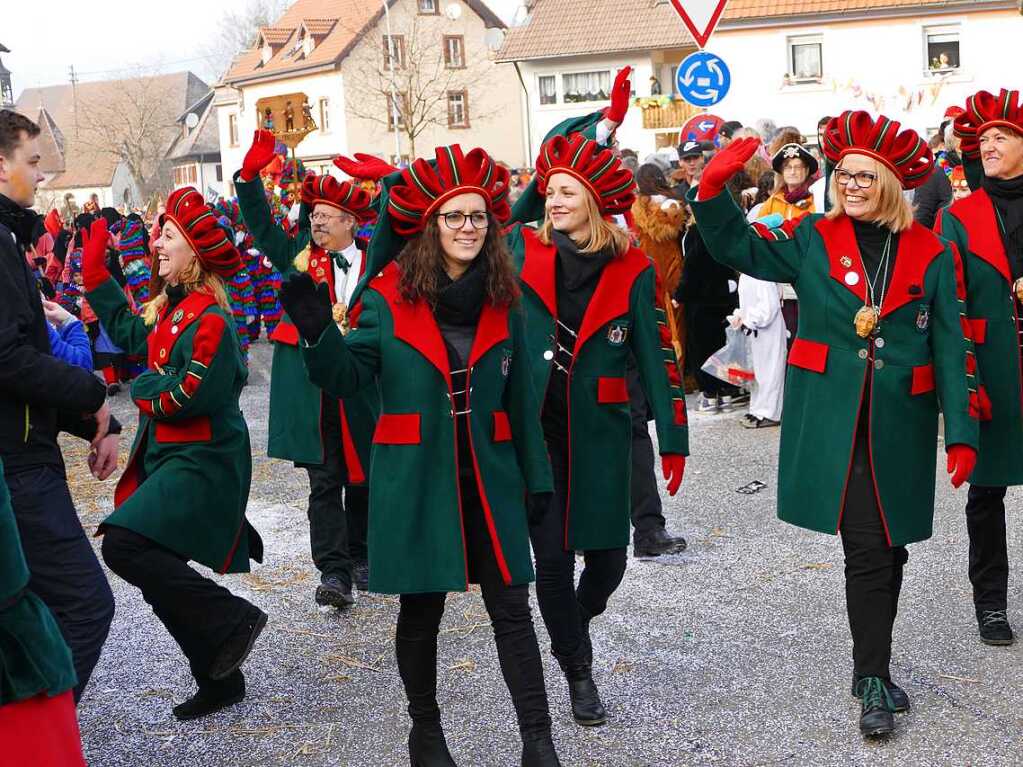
[236,173,377,477]
[507,225,689,551]
[87,279,259,573]
[0,460,77,705]
[691,190,978,546]
[301,263,553,595]
[940,188,1023,487]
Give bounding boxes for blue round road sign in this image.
[675,51,731,108]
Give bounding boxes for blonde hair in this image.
[141,255,232,326]
[826,155,914,232]
[537,188,631,256]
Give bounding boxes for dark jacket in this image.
[0,196,107,475]
[674,225,738,307]
[913,153,958,230]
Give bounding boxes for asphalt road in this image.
[68,341,1023,767]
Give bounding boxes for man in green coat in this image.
[942,89,1023,646]
[235,131,378,607]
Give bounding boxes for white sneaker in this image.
[696,395,720,413]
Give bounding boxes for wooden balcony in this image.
[637,98,699,130]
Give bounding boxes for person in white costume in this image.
[728,275,787,427]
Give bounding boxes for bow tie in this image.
[331,251,351,274]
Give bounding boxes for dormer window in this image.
[261,44,272,65]
[303,34,314,56]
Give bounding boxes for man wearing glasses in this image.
[234,131,377,609]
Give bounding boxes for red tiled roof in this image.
[260,26,297,45]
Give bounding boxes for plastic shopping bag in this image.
[700,326,755,388]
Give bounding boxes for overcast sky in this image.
[3,0,521,97]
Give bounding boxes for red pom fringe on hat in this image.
[535,133,636,215]
[160,187,241,278]
[953,89,1023,162]
[301,173,375,222]
[388,145,510,237]
[821,111,933,190]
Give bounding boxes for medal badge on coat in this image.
[171,308,185,324]
[915,304,931,332]
[607,323,628,346]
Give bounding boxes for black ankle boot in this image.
[855,676,895,737]
[173,670,245,721]
[555,651,606,726]
[521,729,561,766]
[408,721,457,767]
[850,673,910,712]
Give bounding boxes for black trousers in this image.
[529,439,628,660]
[627,364,667,542]
[686,303,739,398]
[396,476,550,736]
[840,424,907,680]
[6,464,115,703]
[101,525,252,693]
[965,484,1009,614]
[298,396,369,585]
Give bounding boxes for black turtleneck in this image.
[851,218,899,306]
[542,230,615,443]
[434,258,487,478]
[165,283,188,311]
[981,173,1023,280]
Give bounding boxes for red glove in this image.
[605,66,633,124]
[333,152,398,181]
[969,385,993,421]
[947,444,977,489]
[239,129,277,182]
[82,218,111,292]
[697,136,761,201]
[661,454,686,496]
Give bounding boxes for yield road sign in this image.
[669,0,730,49]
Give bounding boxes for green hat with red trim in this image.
[821,111,933,190]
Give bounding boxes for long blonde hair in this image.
[141,256,232,326]
[826,155,914,232]
[537,189,631,256]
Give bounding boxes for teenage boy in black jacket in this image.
[0,109,120,702]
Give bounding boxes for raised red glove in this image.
[82,218,111,291]
[697,136,761,201]
[661,454,686,496]
[969,385,993,421]
[239,129,277,182]
[947,444,977,489]
[605,66,633,124]
[333,152,398,181]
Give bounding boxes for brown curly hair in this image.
[397,214,520,307]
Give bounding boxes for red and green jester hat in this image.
[939,89,1023,486]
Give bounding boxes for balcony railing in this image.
[636,98,699,130]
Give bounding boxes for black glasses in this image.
[437,211,489,230]
[834,168,878,189]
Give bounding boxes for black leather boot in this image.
[855,676,895,737]
[850,673,910,712]
[173,670,245,721]
[978,609,1015,646]
[555,650,607,726]
[208,605,267,680]
[408,721,457,767]
[521,729,561,766]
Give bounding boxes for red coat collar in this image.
[148,291,218,367]
[950,189,1010,283]
[307,242,369,303]
[371,263,510,387]
[815,215,943,317]
[520,228,651,353]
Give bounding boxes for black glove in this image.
[741,324,757,338]
[526,492,553,527]
[279,273,332,342]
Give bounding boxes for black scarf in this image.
[982,173,1023,279]
[0,193,41,252]
[166,283,188,311]
[552,229,613,292]
[435,257,486,328]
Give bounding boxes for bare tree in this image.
[73,71,182,199]
[200,0,293,83]
[343,12,502,158]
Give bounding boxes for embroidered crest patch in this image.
[171,309,185,324]
[915,304,931,332]
[607,324,628,346]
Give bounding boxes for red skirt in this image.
[0,691,86,767]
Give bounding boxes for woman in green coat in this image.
[0,462,86,766]
[82,188,266,722]
[689,113,979,737]
[281,146,560,767]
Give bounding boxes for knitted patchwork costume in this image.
[118,218,151,305]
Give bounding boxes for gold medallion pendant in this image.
[1014,277,1023,303]
[854,305,879,339]
[332,302,347,325]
